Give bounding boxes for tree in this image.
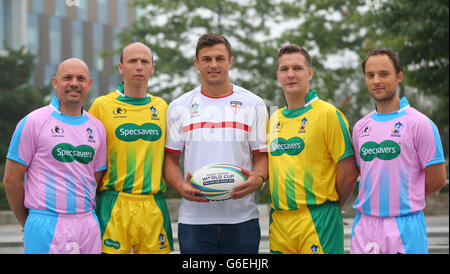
[116,0,292,106]
[365,0,449,156]
[119,0,448,154]
[0,47,51,166]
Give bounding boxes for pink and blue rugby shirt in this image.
[352,97,445,217]
[6,96,107,214]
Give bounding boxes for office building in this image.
[0,0,138,97]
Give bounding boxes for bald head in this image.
[52,58,92,116]
[120,42,153,64]
[56,58,90,78]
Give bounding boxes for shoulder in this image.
[169,86,201,106]
[91,91,119,106]
[149,94,168,109]
[405,107,432,123]
[84,111,106,129]
[312,99,339,113]
[269,108,285,121]
[404,107,439,134]
[22,105,53,126]
[354,111,375,128]
[233,84,265,105]
[312,99,348,122]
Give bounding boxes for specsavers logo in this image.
[360,140,401,161]
[52,143,95,164]
[270,137,305,156]
[115,123,162,142]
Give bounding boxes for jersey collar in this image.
[49,96,89,125]
[115,81,152,105]
[282,90,318,118]
[371,96,410,121]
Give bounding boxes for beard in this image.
[370,88,397,103]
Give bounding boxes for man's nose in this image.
[210,59,218,68]
[136,60,144,71]
[69,77,80,87]
[287,68,295,78]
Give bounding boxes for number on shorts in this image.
[365,242,380,254]
[65,242,80,254]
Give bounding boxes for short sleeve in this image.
[326,108,354,163]
[414,118,445,168]
[6,115,36,167]
[249,100,268,152]
[352,121,362,167]
[164,102,185,152]
[94,121,108,172]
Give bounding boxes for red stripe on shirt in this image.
[182,121,250,133]
[164,147,181,153]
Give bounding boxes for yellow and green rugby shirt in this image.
[268,90,354,210]
[89,82,168,194]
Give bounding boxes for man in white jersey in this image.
[164,33,268,254]
[3,58,107,254]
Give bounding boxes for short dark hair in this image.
[195,33,232,59]
[362,48,402,74]
[277,44,312,68]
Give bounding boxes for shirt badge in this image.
[230,101,242,113]
[391,122,404,137]
[190,103,200,117]
[298,117,308,133]
[150,106,160,120]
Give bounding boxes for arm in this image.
[231,151,268,199]
[94,170,106,198]
[163,151,208,202]
[425,163,447,196]
[2,159,28,227]
[335,156,358,209]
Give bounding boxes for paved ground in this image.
[0,213,447,254]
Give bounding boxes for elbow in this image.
[438,178,448,191]
[2,176,14,190]
[348,167,359,185]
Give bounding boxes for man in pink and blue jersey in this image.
[351,48,447,254]
[2,58,107,254]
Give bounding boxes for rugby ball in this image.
[189,163,248,201]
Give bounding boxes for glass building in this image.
[0,0,137,98]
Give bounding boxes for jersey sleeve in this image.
[413,117,445,168]
[88,98,101,120]
[249,100,268,152]
[164,102,184,153]
[352,121,362,167]
[326,108,354,163]
[6,115,36,167]
[94,121,108,172]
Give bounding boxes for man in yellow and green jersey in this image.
[268,44,358,254]
[89,42,172,254]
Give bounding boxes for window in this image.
[117,0,128,27]
[71,20,83,59]
[54,0,66,17]
[32,0,45,14]
[27,13,40,61]
[92,23,103,70]
[97,0,108,24]
[76,0,88,21]
[49,16,62,65]
[0,0,13,50]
